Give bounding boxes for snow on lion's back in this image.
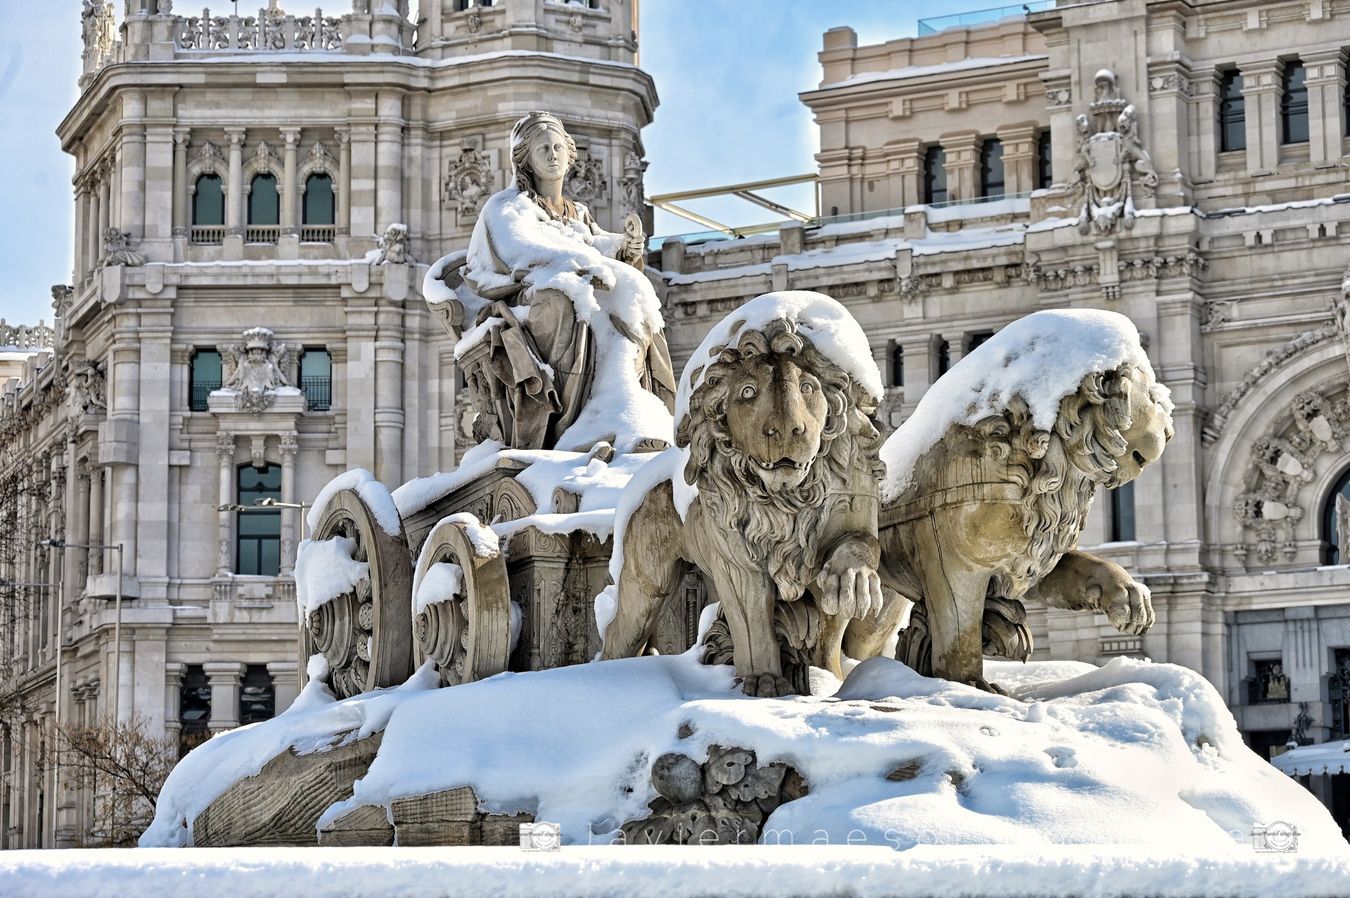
[880,308,1171,501]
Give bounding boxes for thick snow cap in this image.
[880,308,1172,500]
[674,290,884,428]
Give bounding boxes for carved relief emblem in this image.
[1070,70,1158,235]
[566,147,606,204]
[444,146,492,218]
[220,327,293,414]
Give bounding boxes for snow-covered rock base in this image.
[142,651,1347,860]
[3,845,1347,898]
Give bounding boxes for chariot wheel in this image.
[304,487,414,699]
[411,514,512,687]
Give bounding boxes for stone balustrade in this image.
[0,321,55,352]
[175,8,342,52]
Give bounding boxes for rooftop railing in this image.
[175,8,343,52]
[0,321,55,352]
[916,0,1053,35]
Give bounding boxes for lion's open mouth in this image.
[752,457,808,472]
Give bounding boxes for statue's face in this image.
[528,127,570,182]
[1107,368,1171,488]
[723,354,829,490]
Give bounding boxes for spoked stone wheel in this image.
[306,488,414,698]
[412,515,511,687]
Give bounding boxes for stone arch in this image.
[297,140,337,185]
[241,140,283,199]
[186,140,224,196]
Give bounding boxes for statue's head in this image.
[510,111,577,196]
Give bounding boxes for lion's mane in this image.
[677,319,884,603]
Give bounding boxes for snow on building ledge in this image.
[1276,739,1350,777]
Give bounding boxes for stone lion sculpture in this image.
[600,292,886,697]
[845,309,1175,690]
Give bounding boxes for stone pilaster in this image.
[1304,50,1347,167]
[279,432,299,576]
[941,131,980,204]
[224,127,245,258]
[996,124,1037,196]
[203,661,244,732]
[216,432,235,576]
[1240,59,1281,176]
[267,660,300,714]
[118,91,147,241]
[375,90,404,232]
[172,129,189,245]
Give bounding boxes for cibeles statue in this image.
[1071,69,1159,235]
[219,327,295,414]
[425,111,677,453]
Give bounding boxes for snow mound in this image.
[142,654,1346,856]
[294,537,369,617]
[306,468,403,538]
[880,308,1172,499]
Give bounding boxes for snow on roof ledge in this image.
[1274,738,1350,776]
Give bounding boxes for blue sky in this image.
[0,1,940,325]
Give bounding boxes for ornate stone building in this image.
[0,0,651,847]
[653,0,1350,833]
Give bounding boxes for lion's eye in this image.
[739,385,758,400]
[800,381,817,394]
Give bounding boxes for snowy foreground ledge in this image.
[1,845,1347,898]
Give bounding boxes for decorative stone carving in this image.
[1025,260,1098,292]
[565,146,607,204]
[219,327,293,414]
[1070,69,1158,235]
[100,228,146,267]
[430,110,673,452]
[1204,325,1337,444]
[621,745,809,845]
[466,9,482,32]
[66,360,107,419]
[81,1,117,73]
[601,296,885,697]
[51,284,73,320]
[194,139,223,173]
[0,320,55,351]
[1337,495,1350,561]
[375,223,411,264]
[251,140,278,173]
[618,150,645,219]
[443,146,492,217]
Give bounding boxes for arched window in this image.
[193,174,224,226]
[923,146,947,205]
[1281,60,1308,144]
[303,173,334,226]
[237,464,282,576]
[248,173,279,226]
[1218,69,1245,152]
[979,138,1004,200]
[1036,130,1052,190]
[1320,467,1350,564]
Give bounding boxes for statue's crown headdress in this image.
[242,327,274,351]
[510,111,566,151]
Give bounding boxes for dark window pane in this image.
[239,665,275,725]
[193,174,224,226]
[1219,69,1246,152]
[1036,131,1052,189]
[179,664,211,756]
[1281,62,1308,144]
[189,349,222,412]
[303,174,334,226]
[923,146,947,205]
[249,174,279,225]
[936,340,951,377]
[237,464,282,576]
[1320,467,1350,564]
[967,331,994,353]
[1110,481,1136,542]
[301,348,332,411]
[890,345,903,388]
[980,139,1004,199]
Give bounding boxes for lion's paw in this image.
[817,555,883,620]
[1095,576,1155,636]
[739,672,795,698]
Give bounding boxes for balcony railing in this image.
[302,376,332,411]
[190,379,221,412]
[917,1,1053,35]
[190,225,227,245]
[299,224,337,243]
[175,9,343,52]
[245,225,281,244]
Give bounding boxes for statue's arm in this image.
[815,459,883,620]
[1027,549,1154,634]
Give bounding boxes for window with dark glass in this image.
[193,174,224,226]
[890,344,903,388]
[979,138,1005,200]
[236,464,281,576]
[1281,61,1309,144]
[923,146,948,205]
[189,349,222,412]
[1219,69,1246,152]
[966,331,994,353]
[248,173,280,226]
[239,665,276,724]
[1332,648,1350,738]
[1248,658,1290,704]
[300,347,332,411]
[1036,130,1052,189]
[179,664,211,757]
[1109,481,1136,542]
[303,173,334,226]
[1320,467,1350,564]
[936,340,951,377]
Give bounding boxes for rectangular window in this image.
[236,464,282,576]
[979,139,1004,200]
[300,347,332,411]
[1281,61,1308,144]
[966,331,994,353]
[923,146,947,205]
[179,664,211,757]
[1219,69,1246,152]
[239,665,276,724]
[890,344,903,388]
[1036,131,1052,190]
[1249,658,1290,704]
[1332,648,1350,738]
[1109,481,1136,542]
[936,340,951,377]
[189,349,222,412]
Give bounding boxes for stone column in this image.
[898,337,933,413]
[337,129,351,237]
[87,464,104,576]
[349,122,377,242]
[942,331,966,369]
[375,91,404,232]
[281,128,300,232]
[163,662,184,743]
[1241,60,1281,176]
[279,432,299,576]
[882,139,921,211]
[942,132,980,204]
[203,661,244,732]
[96,172,111,263]
[374,331,405,486]
[73,464,91,589]
[172,129,189,243]
[997,124,1037,196]
[1304,50,1346,167]
[1191,71,1221,183]
[216,433,235,576]
[267,660,300,714]
[72,182,88,280]
[118,91,146,240]
[85,182,101,276]
[224,127,245,259]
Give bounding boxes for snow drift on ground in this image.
[141,652,1347,857]
[879,308,1173,499]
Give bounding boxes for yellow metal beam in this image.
[732,190,813,223]
[648,173,818,205]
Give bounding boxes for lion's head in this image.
[979,361,1174,597]
[677,318,883,600]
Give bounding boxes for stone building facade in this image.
[0,0,651,847]
[653,0,1350,833]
